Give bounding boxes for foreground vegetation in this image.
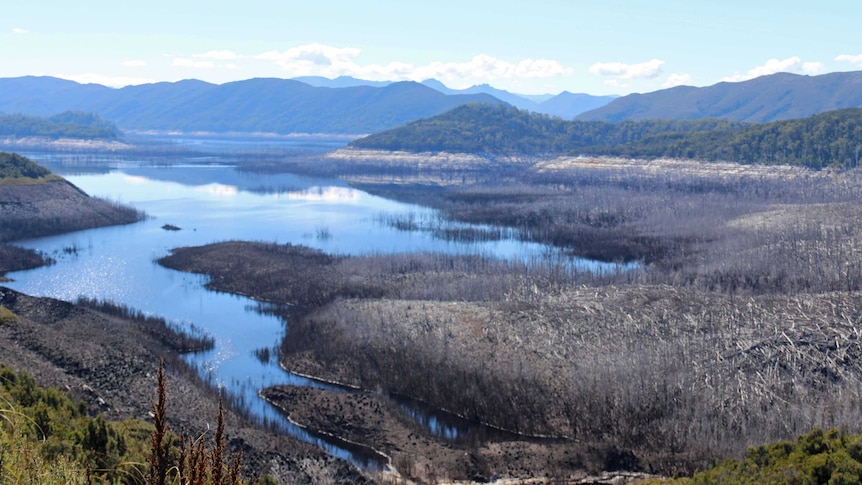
[0,360,245,484]
[644,428,862,485]
[0,287,372,484]
[351,104,862,169]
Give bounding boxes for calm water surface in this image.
[6,144,619,466]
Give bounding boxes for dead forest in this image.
[157,157,862,479]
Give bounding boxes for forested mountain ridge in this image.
[0,111,121,140]
[350,103,862,169]
[350,104,741,155]
[0,76,505,134]
[577,70,862,123]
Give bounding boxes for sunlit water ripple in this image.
[6,148,623,468]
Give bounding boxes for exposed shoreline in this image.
[1,136,134,151]
[0,287,371,483]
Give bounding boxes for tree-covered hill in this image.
[350,104,742,155]
[350,104,862,169]
[602,107,862,168]
[0,111,121,140]
[0,152,55,180]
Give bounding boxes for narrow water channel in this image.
[6,143,619,467]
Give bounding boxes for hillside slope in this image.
[0,76,505,134]
[0,153,143,278]
[577,70,862,122]
[350,103,862,168]
[0,287,366,483]
[0,180,142,242]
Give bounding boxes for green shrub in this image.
[0,305,16,324]
[0,361,246,485]
[644,429,862,485]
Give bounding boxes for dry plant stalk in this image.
[148,359,244,485]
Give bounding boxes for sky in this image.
[2,0,861,96]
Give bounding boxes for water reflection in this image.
[6,145,618,468]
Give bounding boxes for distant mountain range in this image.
[0,76,505,135]
[577,71,862,123]
[290,76,617,119]
[3,70,862,137]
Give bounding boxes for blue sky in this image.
[3,0,861,95]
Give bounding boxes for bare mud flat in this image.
[325,148,824,181]
[532,155,821,179]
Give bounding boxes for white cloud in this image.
[56,73,156,87]
[603,79,627,89]
[663,73,692,88]
[802,61,824,75]
[406,55,572,86]
[836,54,862,65]
[721,56,822,82]
[12,27,29,35]
[195,50,241,60]
[588,59,664,79]
[121,60,147,67]
[256,43,363,74]
[255,43,573,89]
[172,52,242,70]
[173,58,216,69]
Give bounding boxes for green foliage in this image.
[0,361,248,485]
[0,362,149,483]
[352,103,742,156]
[0,415,88,484]
[0,305,16,324]
[0,111,120,140]
[645,429,862,485]
[610,108,862,169]
[351,103,862,169]
[0,152,53,180]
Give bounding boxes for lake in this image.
[5,138,621,467]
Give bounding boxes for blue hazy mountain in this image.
[538,91,619,119]
[0,76,505,134]
[291,75,392,88]
[291,77,616,118]
[420,79,615,118]
[577,71,862,123]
